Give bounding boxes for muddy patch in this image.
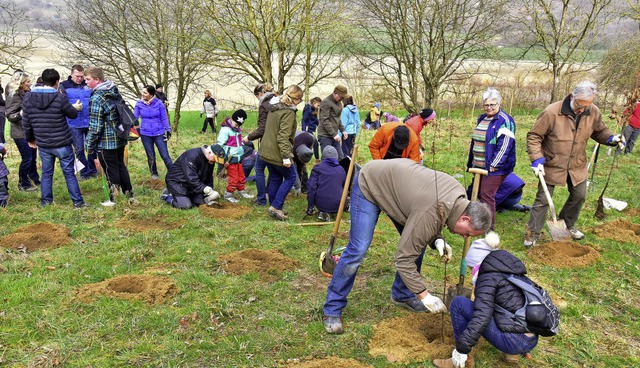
[368,314,454,363]
[219,248,299,280]
[285,357,373,368]
[528,242,600,268]
[593,219,640,243]
[0,222,71,252]
[76,274,179,304]
[141,177,166,191]
[199,203,251,220]
[120,213,184,232]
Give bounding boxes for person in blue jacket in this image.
[340,96,359,157]
[60,65,98,180]
[134,85,173,179]
[301,97,321,133]
[467,87,516,228]
[306,146,346,221]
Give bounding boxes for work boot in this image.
[503,353,520,364]
[237,190,254,199]
[390,296,428,312]
[224,191,239,203]
[318,211,332,222]
[523,227,539,248]
[267,206,288,221]
[323,316,343,334]
[160,188,170,201]
[432,358,454,368]
[568,227,585,240]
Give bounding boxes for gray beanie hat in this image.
[322,146,339,160]
[295,145,313,163]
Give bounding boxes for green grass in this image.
[1,110,639,367]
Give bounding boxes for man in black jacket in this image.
[22,68,86,208]
[162,144,225,209]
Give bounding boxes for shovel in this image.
[445,167,487,307]
[319,145,358,278]
[537,170,571,241]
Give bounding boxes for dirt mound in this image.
[120,213,184,232]
[286,357,373,368]
[0,222,71,252]
[76,274,179,304]
[141,177,166,190]
[368,314,454,363]
[219,248,299,279]
[625,208,640,216]
[528,242,600,268]
[199,203,251,219]
[593,219,640,243]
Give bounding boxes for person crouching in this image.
[306,146,346,221]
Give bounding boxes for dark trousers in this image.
[13,138,40,188]
[0,176,8,207]
[97,146,132,200]
[201,117,216,133]
[527,174,586,234]
[342,133,356,157]
[0,112,5,144]
[71,127,97,178]
[318,135,344,160]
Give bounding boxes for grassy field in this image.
[1,109,639,367]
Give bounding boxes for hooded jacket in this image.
[368,122,421,162]
[456,249,534,354]
[134,97,171,136]
[22,86,78,148]
[257,96,297,166]
[60,77,92,129]
[246,91,275,142]
[341,104,360,135]
[217,118,244,163]
[165,146,214,196]
[86,81,127,152]
[307,157,346,213]
[467,109,517,177]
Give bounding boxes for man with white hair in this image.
[525,81,622,246]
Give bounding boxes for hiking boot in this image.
[253,199,266,206]
[267,206,288,221]
[224,191,239,203]
[323,316,343,334]
[128,197,139,206]
[523,228,539,248]
[318,211,332,222]
[503,353,519,364]
[19,185,38,192]
[512,204,531,212]
[74,202,88,209]
[390,296,428,312]
[160,188,170,201]
[238,190,254,199]
[568,227,585,240]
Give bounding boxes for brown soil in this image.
[285,357,373,368]
[0,222,71,252]
[76,274,179,304]
[625,208,640,217]
[593,219,640,243]
[141,177,166,191]
[199,203,251,219]
[120,213,184,232]
[368,314,455,363]
[219,248,299,280]
[528,242,600,268]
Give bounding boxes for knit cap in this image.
[232,109,247,126]
[322,146,339,160]
[296,145,313,163]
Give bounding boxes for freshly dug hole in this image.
[76,274,179,304]
[219,248,299,280]
[528,241,600,268]
[0,222,71,252]
[199,203,251,219]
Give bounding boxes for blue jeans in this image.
[70,127,97,178]
[264,162,296,210]
[39,145,84,206]
[13,138,40,188]
[323,176,425,317]
[450,296,538,355]
[141,134,173,176]
[254,153,267,205]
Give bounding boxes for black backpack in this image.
[494,274,560,337]
[106,95,138,141]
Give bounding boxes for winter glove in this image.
[204,191,221,205]
[434,238,452,262]
[203,186,214,196]
[531,157,545,176]
[420,293,447,313]
[607,134,625,149]
[72,99,83,111]
[164,131,172,141]
[451,349,468,368]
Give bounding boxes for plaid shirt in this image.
[86,83,125,152]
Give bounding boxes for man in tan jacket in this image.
[322,159,492,334]
[525,81,622,246]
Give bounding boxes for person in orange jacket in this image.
[405,107,436,148]
[368,122,421,162]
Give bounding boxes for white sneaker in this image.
[569,228,585,240]
[224,191,239,203]
[238,190,254,199]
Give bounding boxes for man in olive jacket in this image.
[323,159,492,334]
[318,85,348,160]
[525,81,621,246]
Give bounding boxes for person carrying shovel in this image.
[525,81,622,247]
[322,159,492,334]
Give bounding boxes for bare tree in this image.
[51,0,209,131]
[0,0,40,75]
[202,0,348,93]
[598,36,640,94]
[516,0,614,103]
[357,0,507,111]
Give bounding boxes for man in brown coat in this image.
[525,81,622,246]
[317,85,348,160]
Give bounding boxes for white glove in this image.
[434,238,452,262]
[203,186,214,195]
[282,158,291,166]
[421,293,447,313]
[451,349,468,368]
[73,99,83,111]
[204,191,220,205]
[333,134,341,141]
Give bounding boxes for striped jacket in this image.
[467,110,516,177]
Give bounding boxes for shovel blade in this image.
[546,219,572,241]
[319,251,337,278]
[445,285,473,307]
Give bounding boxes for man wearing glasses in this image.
[525,81,622,247]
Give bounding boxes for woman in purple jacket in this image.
[306,146,346,221]
[135,85,173,178]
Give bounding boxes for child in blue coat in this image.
[306,146,346,221]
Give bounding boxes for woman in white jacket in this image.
[200,90,218,134]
